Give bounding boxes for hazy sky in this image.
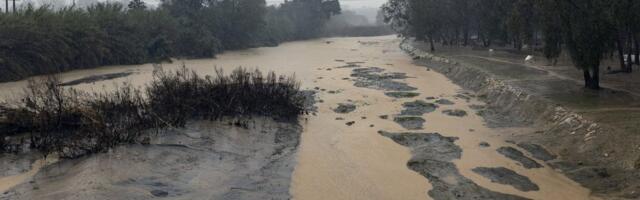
[1,0,387,12]
[266,0,387,9]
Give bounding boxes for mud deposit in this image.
[442,109,468,117]
[350,67,416,91]
[497,147,543,169]
[435,99,455,105]
[385,91,420,98]
[1,119,302,200]
[58,72,135,86]
[516,143,557,161]
[401,100,438,115]
[472,167,540,192]
[379,131,530,200]
[333,103,357,113]
[393,116,426,130]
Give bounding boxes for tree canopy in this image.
[382,0,640,89]
[0,0,341,82]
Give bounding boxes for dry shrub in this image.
[0,67,307,158]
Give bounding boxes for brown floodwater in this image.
[0,36,598,199]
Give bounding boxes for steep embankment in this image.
[401,39,640,199]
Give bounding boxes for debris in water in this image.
[479,142,491,147]
[442,109,468,117]
[333,103,356,114]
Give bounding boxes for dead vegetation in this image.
[0,67,308,158]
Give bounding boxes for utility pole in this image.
[5,0,7,13]
[11,0,14,13]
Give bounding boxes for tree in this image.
[278,0,341,39]
[0,0,336,82]
[128,0,146,10]
[555,0,613,89]
[538,0,562,65]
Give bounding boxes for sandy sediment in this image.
[1,118,302,200]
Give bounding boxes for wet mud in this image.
[400,100,438,115]
[442,109,468,117]
[350,67,417,91]
[472,167,540,192]
[497,147,543,169]
[435,99,455,105]
[393,116,426,130]
[58,72,135,86]
[1,119,302,200]
[380,131,530,200]
[333,103,356,114]
[385,91,420,98]
[517,142,557,162]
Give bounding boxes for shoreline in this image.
[402,39,638,199]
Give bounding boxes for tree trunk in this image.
[583,66,600,89]
[5,0,8,13]
[616,34,627,71]
[429,37,435,52]
[11,0,14,12]
[583,69,591,88]
[463,29,469,46]
[627,32,634,72]
[634,34,640,66]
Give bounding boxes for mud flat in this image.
[380,131,530,200]
[1,119,301,200]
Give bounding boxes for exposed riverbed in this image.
[0,36,598,199]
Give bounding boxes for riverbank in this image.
[0,36,599,200]
[1,118,303,199]
[404,39,640,199]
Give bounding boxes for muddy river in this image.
[0,36,597,199]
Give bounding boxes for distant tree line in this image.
[382,0,640,89]
[0,0,341,82]
[323,10,393,37]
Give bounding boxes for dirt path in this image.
[459,54,640,98]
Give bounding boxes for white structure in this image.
[525,55,535,63]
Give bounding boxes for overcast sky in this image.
[267,0,386,9]
[1,0,387,13]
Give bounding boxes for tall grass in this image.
[0,67,308,158]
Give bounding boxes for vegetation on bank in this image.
[381,0,640,89]
[0,0,341,82]
[0,67,309,158]
[323,10,393,37]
